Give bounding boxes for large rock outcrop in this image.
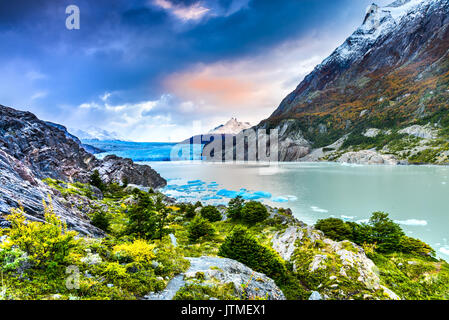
[271,226,401,300]
[146,256,285,300]
[0,104,166,235]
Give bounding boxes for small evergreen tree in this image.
[125,192,158,240]
[89,170,105,192]
[91,210,110,232]
[188,216,215,242]
[219,228,286,282]
[227,196,244,220]
[241,201,269,225]
[194,201,203,208]
[185,204,196,219]
[367,211,405,253]
[315,218,353,241]
[200,205,222,222]
[121,176,129,188]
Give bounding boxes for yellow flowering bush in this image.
[2,201,79,271]
[113,239,156,266]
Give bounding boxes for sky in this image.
[0,0,393,142]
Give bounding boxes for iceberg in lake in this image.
[201,195,223,201]
[272,196,289,203]
[217,189,240,198]
[216,189,271,201]
[253,191,272,199]
[310,206,328,213]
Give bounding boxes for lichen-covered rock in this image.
[0,150,104,236]
[271,226,303,261]
[271,226,401,300]
[146,256,285,300]
[308,291,323,300]
[95,155,166,189]
[363,128,381,138]
[337,150,399,165]
[398,124,437,139]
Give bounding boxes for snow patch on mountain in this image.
[317,0,432,68]
[209,118,252,135]
[69,127,126,141]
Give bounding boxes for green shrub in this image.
[0,247,28,272]
[218,228,286,282]
[188,216,215,242]
[315,218,352,241]
[227,196,244,220]
[399,236,435,257]
[2,204,79,273]
[366,212,405,253]
[125,192,158,240]
[184,204,196,219]
[315,212,433,257]
[200,206,222,222]
[173,283,237,300]
[240,201,269,225]
[91,210,111,233]
[194,201,203,208]
[89,170,105,192]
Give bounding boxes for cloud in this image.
[153,0,210,21]
[26,71,47,81]
[31,91,48,100]
[66,93,209,142]
[164,34,337,125]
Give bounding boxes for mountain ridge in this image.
[256,0,449,163]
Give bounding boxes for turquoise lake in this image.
[145,161,449,259]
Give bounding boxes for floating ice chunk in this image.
[341,215,354,221]
[201,195,223,201]
[241,193,262,200]
[272,197,289,203]
[208,183,219,188]
[165,184,181,190]
[217,189,239,198]
[395,219,428,226]
[286,195,298,201]
[188,180,204,184]
[253,191,272,199]
[310,206,329,213]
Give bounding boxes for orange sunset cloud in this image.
[165,70,257,107]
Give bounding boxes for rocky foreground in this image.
[0,104,166,236]
[1,104,448,301]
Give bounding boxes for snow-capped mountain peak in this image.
[309,0,433,78]
[209,118,252,135]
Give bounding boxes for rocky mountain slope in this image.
[0,104,166,235]
[257,0,449,163]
